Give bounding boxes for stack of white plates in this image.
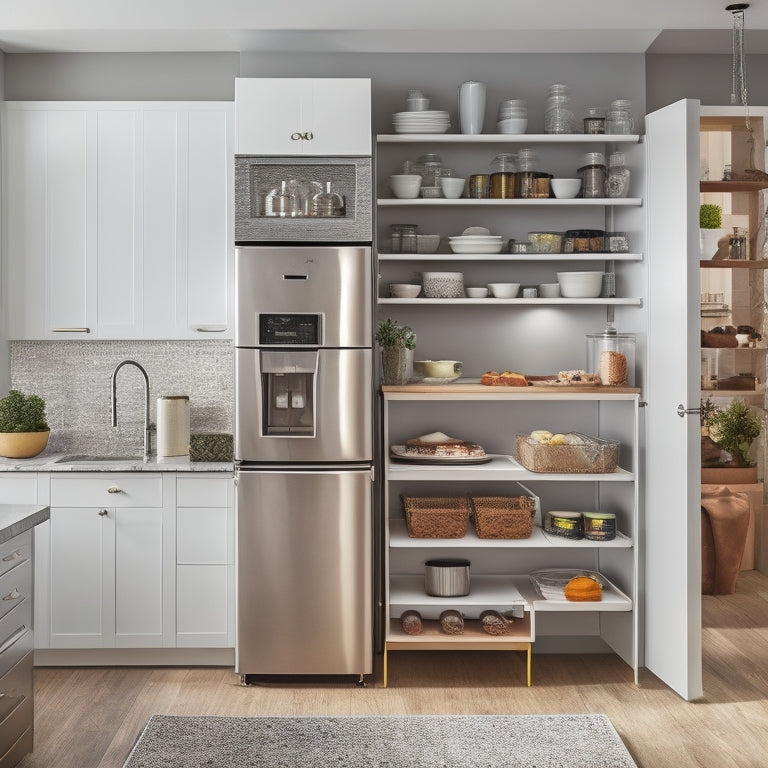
[393,111,451,134]
[448,235,503,254]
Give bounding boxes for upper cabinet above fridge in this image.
[235,78,372,156]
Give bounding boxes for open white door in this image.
[644,98,703,701]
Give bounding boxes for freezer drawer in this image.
[236,468,373,676]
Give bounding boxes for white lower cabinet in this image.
[175,476,235,647]
[4,471,235,659]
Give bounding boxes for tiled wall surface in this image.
[10,340,233,457]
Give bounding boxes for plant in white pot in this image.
[0,389,50,458]
[376,318,416,386]
[700,203,727,259]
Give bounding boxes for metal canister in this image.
[424,558,470,596]
[546,511,584,539]
[157,395,190,457]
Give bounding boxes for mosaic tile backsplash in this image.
[10,341,233,457]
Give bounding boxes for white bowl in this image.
[389,283,421,298]
[550,178,582,199]
[389,174,422,199]
[488,282,520,299]
[440,177,466,199]
[538,283,561,298]
[422,271,464,299]
[465,286,489,298]
[416,234,441,254]
[497,118,528,135]
[450,241,503,254]
[557,271,603,298]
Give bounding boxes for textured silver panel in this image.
[10,341,233,458]
[235,156,372,242]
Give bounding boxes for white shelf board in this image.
[388,518,633,549]
[378,297,643,306]
[386,617,533,645]
[524,574,633,612]
[390,574,529,609]
[377,134,642,144]
[377,198,642,207]
[386,454,634,481]
[378,252,644,262]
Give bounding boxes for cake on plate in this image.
[403,431,486,457]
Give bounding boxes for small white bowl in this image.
[497,118,528,135]
[488,282,520,299]
[389,174,422,199]
[550,178,582,199]
[440,177,466,199]
[416,234,441,254]
[557,271,603,298]
[389,283,421,298]
[465,286,489,298]
[538,283,561,298]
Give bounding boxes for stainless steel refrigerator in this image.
[234,244,373,681]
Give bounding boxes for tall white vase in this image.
[458,81,486,135]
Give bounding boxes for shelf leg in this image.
[526,644,532,687]
[383,643,388,688]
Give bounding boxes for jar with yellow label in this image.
[583,511,616,541]
[546,511,584,539]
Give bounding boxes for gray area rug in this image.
[122,714,638,768]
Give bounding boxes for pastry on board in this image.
[481,370,528,386]
[403,431,486,457]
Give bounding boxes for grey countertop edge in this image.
[0,453,234,473]
[0,504,50,544]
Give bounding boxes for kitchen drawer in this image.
[0,651,33,761]
[50,474,162,507]
[0,477,37,505]
[0,532,31,580]
[176,477,230,508]
[0,728,32,768]
[177,508,229,564]
[0,560,31,625]
[0,608,32,681]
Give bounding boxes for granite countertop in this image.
[0,504,50,544]
[0,453,234,473]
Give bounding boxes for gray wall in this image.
[647,53,768,113]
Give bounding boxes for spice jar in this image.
[489,153,517,199]
[606,152,630,198]
[578,152,607,199]
[729,227,748,259]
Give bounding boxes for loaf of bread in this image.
[563,575,603,602]
[599,351,628,386]
[439,609,465,634]
[480,610,514,635]
[400,610,423,635]
[481,370,528,386]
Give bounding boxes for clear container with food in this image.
[586,325,636,386]
[605,231,630,253]
[527,231,563,253]
[563,229,605,253]
[489,153,517,199]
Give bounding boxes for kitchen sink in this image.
[55,454,144,463]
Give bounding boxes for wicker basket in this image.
[401,494,470,538]
[515,433,619,473]
[470,495,535,539]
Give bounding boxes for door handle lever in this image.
[677,404,701,418]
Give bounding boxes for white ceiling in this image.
[2,0,768,54]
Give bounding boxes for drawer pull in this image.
[1,550,24,563]
[0,625,25,655]
[98,509,108,517]
[107,486,123,494]
[51,327,90,333]
[1,588,20,602]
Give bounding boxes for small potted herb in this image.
[0,390,50,458]
[376,318,416,385]
[699,203,726,259]
[702,398,763,483]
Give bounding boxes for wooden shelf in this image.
[700,180,768,192]
[700,259,768,269]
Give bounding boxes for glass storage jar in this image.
[544,83,573,134]
[586,325,636,386]
[583,107,606,134]
[605,152,630,198]
[578,152,607,199]
[489,153,517,198]
[390,224,418,254]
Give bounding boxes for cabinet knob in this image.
[1,549,24,563]
[1,588,20,602]
[98,509,109,517]
[107,486,122,494]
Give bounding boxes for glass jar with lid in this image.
[583,107,606,135]
[578,152,607,199]
[605,152,630,198]
[586,325,636,387]
[489,153,517,199]
[390,224,418,254]
[544,83,573,134]
[606,100,633,134]
[413,153,443,187]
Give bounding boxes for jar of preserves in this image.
[489,153,517,198]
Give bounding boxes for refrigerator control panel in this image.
[259,313,321,346]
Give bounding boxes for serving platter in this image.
[390,445,492,465]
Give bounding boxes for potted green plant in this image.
[376,318,416,385]
[0,389,50,458]
[699,203,726,260]
[702,398,762,483]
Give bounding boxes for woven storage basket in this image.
[515,433,619,473]
[189,433,233,462]
[401,494,470,538]
[470,495,535,539]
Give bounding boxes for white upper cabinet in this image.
[2,102,234,340]
[235,78,371,156]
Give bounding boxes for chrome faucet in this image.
[111,360,152,461]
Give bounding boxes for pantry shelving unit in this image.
[375,131,645,687]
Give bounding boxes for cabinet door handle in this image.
[2,549,24,563]
[2,588,20,602]
[290,131,313,141]
[98,509,109,517]
[50,327,90,333]
[195,325,227,333]
[107,486,122,494]
[0,625,26,655]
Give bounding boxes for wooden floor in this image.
[17,570,768,768]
